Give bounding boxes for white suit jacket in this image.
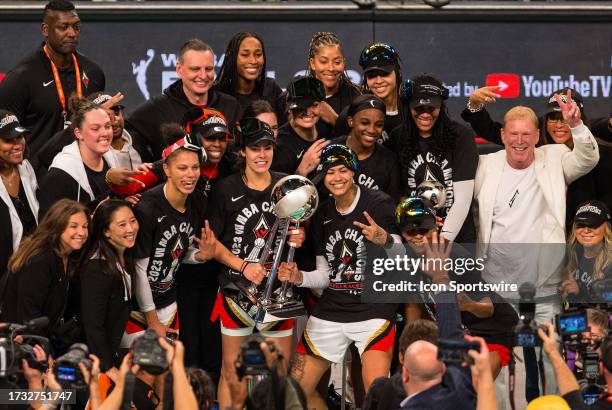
[474,123,599,286]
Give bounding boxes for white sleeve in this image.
[441,179,475,241]
[299,256,331,290]
[134,258,156,312]
[182,245,204,264]
[562,122,600,184]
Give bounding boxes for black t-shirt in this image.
[390,121,478,216]
[571,249,612,301]
[0,45,105,155]
[133,185,207,308]
[272,123,321,175]
[12,179,36,237]
[331,135,401,201]
[311,187,399,323]
[208,171,286,290]
[84,161,110,200]
[222,78,285,121]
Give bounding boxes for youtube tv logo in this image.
[485,73,520,98]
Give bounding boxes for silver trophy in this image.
[416,180,447,210]
[238,175,319,323]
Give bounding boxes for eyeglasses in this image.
[546,113,566,124]
[359,43,400,69]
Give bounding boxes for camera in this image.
[132,329,168,375]
[0,317,50,379]
[236,334,271,379]
[54,343,92,388]
[437,338,480,365]
[513,283,550,347]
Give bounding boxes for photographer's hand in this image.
[228,360,249,410]
[261,338,287,377]
[538,322,581,396]
[465,336,496,410]
[79,354,101,410]
[158,338,199,410]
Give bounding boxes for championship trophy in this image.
[238,175,319,323]
[415,180,447,210]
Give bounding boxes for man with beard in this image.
[0,0,105,156]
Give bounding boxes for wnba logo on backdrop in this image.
[131,49,223,100]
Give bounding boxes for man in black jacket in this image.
[0,0,105,156]
[125,38,240,160]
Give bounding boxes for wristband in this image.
[383,232,394,249]
[240,261,251,274]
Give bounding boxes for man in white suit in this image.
[473,91,599,402]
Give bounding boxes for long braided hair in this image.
[306,32,360,95]
[397,74,456,184]
[216,32,268,96]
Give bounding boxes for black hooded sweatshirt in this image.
[125,79,240,160]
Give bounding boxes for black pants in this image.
[176,271,222,385]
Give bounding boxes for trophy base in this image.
[254,300,306,323]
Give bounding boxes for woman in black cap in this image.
[306,32,361,137]
[334,42,406,144]
[462,87,612,230]
[390,74,478,243]
[208,118,304,409]
[331,94,401,201]
[278,144,400,408]
[0,111,38,273]
[560,200,612,303]
[272,76,331,177]
[216,32,285,120]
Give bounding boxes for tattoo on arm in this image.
[291,353,306,381]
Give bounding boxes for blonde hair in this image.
[503,106,539,130]
[564,221,612,282]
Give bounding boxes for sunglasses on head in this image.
[289,79,325,101]
[359,43,400,69]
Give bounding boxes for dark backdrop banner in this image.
[0,20,610,121]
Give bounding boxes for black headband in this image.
[348,97,386,117]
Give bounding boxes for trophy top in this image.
[271,175,319,221]
[416,180,446,210]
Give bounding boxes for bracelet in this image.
[466,100,483,113]
[240,261,251,274]
[383,232,394,249]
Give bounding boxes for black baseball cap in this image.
[234,118,275,148]
[574,200,611,228]
[88,92,125,110]
[0,110,28,141]
[316,144,358,173]
[395,197,437,232]
[359,43,400,75]
[546,88,584,115]
[286,76,325,111]
[405,75,449,109]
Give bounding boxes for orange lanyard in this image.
[43,44,82,120]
